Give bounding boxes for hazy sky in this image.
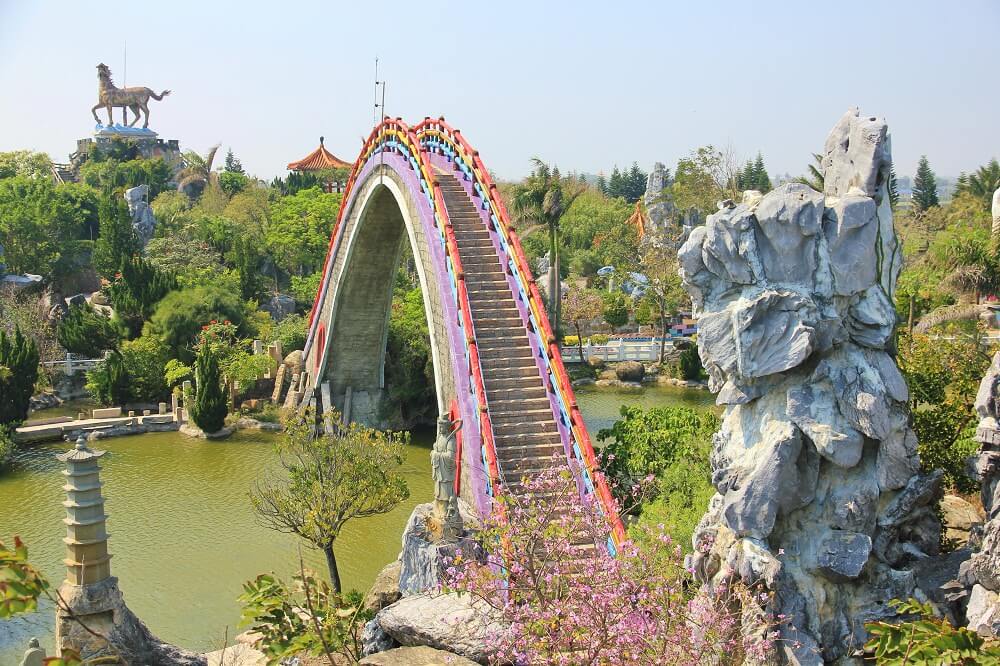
[1,0,998,182]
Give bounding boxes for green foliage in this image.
[384,287,435,425]
[602,291,630,329]
[238,571,371,665]
[0,327,39,426]
[289,272,322,309]
[678,346,703,380]
[794,153,825,192]
[736,153,771,193]
[106,255,177,338]
[230,233,263,301]
[86,336,168,405]
[266,187,341,276]
[224,148,245,175]
[0,150,52,179]
[0,176,82,275]
[79,157,172,198]
[58,302,119,356]
[898,333,990,493]
[145,236,229,289]
[605,162,647,203]
[145,285,248,362]
[92,195,139,278]
[590,333,609,345]
[164,358,192,390]
[599,406,719,548]
[219,170,249,197]
[912,155,940,212]
[270,313,307,354]
[954,158,1000,212]
[251,414,410,589]
[190,345,227,433]
[0,427,14,470]
[672,146,726,217]
[0,536,49,618]
[864,598,1000,664]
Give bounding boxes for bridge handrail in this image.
[414,118,626,549]
[304,118,506,499]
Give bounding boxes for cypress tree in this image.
[0,327,39,426]
[596,173,607,195]
[58,302,119,356]
[93,194,140,278]
[888,164,900,210]
[190,345,227,433]
[107,255,177,337]
[912,155,939,212]
[607,166,625,199]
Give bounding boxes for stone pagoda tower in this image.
[54,436,206,664]
[58,436,112,586]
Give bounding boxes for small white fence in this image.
[42,352,108,376]
[561,339,688,363]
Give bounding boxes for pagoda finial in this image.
[320,135,324,146]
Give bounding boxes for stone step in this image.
[495,419,560,436]
[473,315,523,330]
[476,360,536,378]
[494,431,562,447]
[465,277,509,291]
[478,350,535,368]
[484,374,542,391]
[476,336,531,352]
[490,406,553,423]
[486,386,549,402]
[474,324,524,340]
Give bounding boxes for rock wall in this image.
[679,109,940,664]
[643,161,675,232]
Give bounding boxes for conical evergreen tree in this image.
[190,345,227,433]
[58,303,119,356]
[888,164,899,210]
[93,194,140,278]
[224,148,245,174]
[753,153,771,193]
[596,173,607,195]
[0,327,39,426]
[912,155,939,212]
[607,166,625,199]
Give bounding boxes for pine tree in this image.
[58,303,119,356]
[93,195,140,278]
[224,148,245,174]
[190,345,227,433]
[596,173,607,195]
[888,164,899,210]
[912,155,939,212]
[107,256,177,337]
[0,327,39,426]
[607,166,625,199]
[625,162,647,204]
[955,172,969,195]
[753,153,771,193]
[738,160,754,191]
[232,235,262,301]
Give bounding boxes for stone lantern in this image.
[57,435,111,585]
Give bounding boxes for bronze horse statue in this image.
[91,63,170,128]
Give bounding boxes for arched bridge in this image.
[294,117,624,548]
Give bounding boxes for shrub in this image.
[678,345,703,380]
[145,285,248,362]
[0,427,14,470]
[865,598,1000,663]
[270,313,306,354]
[383,287,435,425]
[563,335,580,347]
[602,291,630,329]
[58,302,119,356]
[591,333,609,345]
[289,272,322,309]
[164,359,193,390]
[0,327,39,426]
[86,349,129,406]
[190,345,227,433]
[106,255,177,338]
[86,335,168,405]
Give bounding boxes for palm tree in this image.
[176,144,220,197]
[794,153,824,192]
[956,159,1000,218]
[511,158,585,329]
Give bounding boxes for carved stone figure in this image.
[431,415,463,539]
[961,351,1000,636]
[124,185,156,246]
[680,109,940,663]
[19,638,45,666]
[91,63,170,129]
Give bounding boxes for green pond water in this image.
[0,385,712,661]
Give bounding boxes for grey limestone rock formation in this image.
[124,185,157,247]
[680,109,940,663]
[398,500,481,596]
[959,350,1000,637]
[375,592,502,663]
[644,161,675,231]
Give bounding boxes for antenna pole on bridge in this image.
[373,57,387,183]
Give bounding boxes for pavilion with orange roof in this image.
[286,136,352,193]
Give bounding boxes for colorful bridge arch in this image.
[295,117,624,547]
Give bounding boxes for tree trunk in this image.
[323,543,342,593]
[907,294,915,334]
[553,239,562,332]
[659,300,668,364]
[548,225,558,318]
[576,322,585,365]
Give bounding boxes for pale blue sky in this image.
[1,0,998,182]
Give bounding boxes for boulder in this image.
[398,501,481,595]
[586,355,605,369]
[614,361,644,383]
[361,617,398,657]
[967,584,1000,638]
[364,560,402,612]
[262,294,296,322]
[376,593,502,664]
[816,531,872,582]
[360,646,480,666]
[941,495,984,545]
[67,293,88,307]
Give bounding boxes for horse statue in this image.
[90,63,170,129]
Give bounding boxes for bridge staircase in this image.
[439,175,596,555]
